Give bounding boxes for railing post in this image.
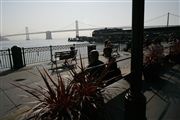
[22,47,26,66]
[50,45,53,61]
[8,48,13,69]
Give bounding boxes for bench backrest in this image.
[55,50,77,60]
[112,44,119,50]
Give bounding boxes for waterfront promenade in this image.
[0,52,180,120]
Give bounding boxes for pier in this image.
[1,0,180,119]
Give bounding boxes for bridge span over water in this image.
[1,13,180,40]
[2,25,179,40]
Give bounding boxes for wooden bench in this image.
[50,50,77,71]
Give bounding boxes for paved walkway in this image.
[0,52,180,120]
[149,64,180,120]
[0,52,131,120]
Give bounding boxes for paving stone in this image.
[160,83,180,102]
[161,73,174,80]
[3,87,34,107]
[146,95,169,120]
[0,105,31,120]
[162,100,180,120]
[0,69,42,90]
[0,92,15,117]
[172,65,180,70]
[144,91,154,103]
[168,76,180,85]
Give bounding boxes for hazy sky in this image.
[0,0,180,39]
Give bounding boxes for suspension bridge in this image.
[1,12,180,40]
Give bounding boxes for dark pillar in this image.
[75,20,79,38]
[167,12,170,27]
[11,46,24,69]
[46,31,52,39]
[25,27,30,40]
[124,0,146,120]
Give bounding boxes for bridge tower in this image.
[25,27,30,40]
[167,12,170,27]
[75,20,79,38]
[46,31,52,39]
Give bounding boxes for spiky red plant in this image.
[12,55,107,120]
[12,67,83,120]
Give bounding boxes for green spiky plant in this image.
[12,54,108,120]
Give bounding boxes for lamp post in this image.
[124,0,146,120]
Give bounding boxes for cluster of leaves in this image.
[144,43,164,65]
[144,50,159,65]
[68,55,107,119]
[13,55,106,120]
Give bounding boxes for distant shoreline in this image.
[0,39,9,41]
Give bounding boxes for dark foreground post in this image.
[124,0,146,120]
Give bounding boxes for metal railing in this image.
[0,43,89,70]
[0,42,173,71]
[23,43,89,65]
[23,46,51,65]
[0,49,12,69]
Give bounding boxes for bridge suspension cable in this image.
[145,13,167,23]
[60,22,75,29]
[169,13,180,18]
[78,20,104,28]
[145,12,180,24]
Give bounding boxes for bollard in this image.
[11,46,24,69]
